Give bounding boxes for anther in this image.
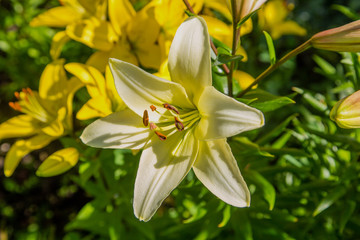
[150,105,157,111]
[14,92,20,99]
[9,102,21,111]
[143,110,149,127]
[174,117,184,131]
[155,131,167,141]
[163,103,179,114]
[26,88,33,95]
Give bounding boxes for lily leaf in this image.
[263,31,276,65]
[313,186,347,216]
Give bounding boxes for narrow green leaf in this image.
[292,87,328,112]
[256,114,297,145]
[332,4,360,20]
[237,9,259,28]
[339,200,356,233]
[218,205,231,228]
[263,31,276,65]
[245,170,276,210]
[313,55,336,75]
[313,186,347,216]
[351,52,360,89]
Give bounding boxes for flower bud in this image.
[311,20,360,52]
[36,147,79,177]
[330,90,360,128]
[228,0,267,24]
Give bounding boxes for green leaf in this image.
[332,4,360,20]
[245,170,276,210]
[256,114,297,145]
[313,186,347,216]
[263,31,276,65]
[313,55,336,75]
[339,200,356,233]
[232,210,252,240]
[292,87,328,112]
[242,89,295,112]
[237,9,259,28]
[218,205,231,228]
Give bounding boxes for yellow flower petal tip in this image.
[4,170,13,177]
[36,147,79,177]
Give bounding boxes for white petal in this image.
[80,109,150,149]
[109,59,194,118]
[168,16,212,102]
[195,86,264,140]
[134,129,198,221]
[193,139,250,207]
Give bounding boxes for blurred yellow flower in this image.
[0,60,82,176]
[65,63,126,120]
[69,0,161,72]
[258,0,306,40]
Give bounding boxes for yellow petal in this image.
[41,107,66,137]
[50,31,70,60]
[36,147,79,177]
[204,0,231,20]
[39,59,68,101]
[154,60,171,81]
[105,66,125,111]
[65,63,106,97]
[30,6,82,27]
[86,51,111,72]
[66,17,118,51]
[0,115,40,141]
[110,40,139,66]
[76,96,113,120]
[109,0,135,35]
[202,15,232,46]
[271,21,307,40]
[233,70,256,90]
[4,134,54,177]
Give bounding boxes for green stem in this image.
[237,39,312,98]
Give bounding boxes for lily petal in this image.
[76,96,113,120]
[193,139,250,207]
[30,6,81,27]
[4,134,55,177]
[109,59,194,118]
[195,86,264,140]
[80,109,150,149]
[109,0,135,35]
[168,16,211,102]
[0,115,40,140]
[50,31,70,60]
[134,129,198,221]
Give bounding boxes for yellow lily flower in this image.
[65,63,126,120]
[67,0,161,72]
[81,17,264,221]
[0,59,82,176]
[258,0,307,40]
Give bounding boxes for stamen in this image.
[163,103,179,114]
[155,131,167,141]
[174,117,184,131]
[14,92,20,99]
[149,122,157,130]
[143,110,149,127]
[150,105,157,111]
[26,88,33,96]
[9,102,21,111]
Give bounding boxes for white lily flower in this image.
[80,16,264,221]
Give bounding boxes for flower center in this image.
[142,103,200,141]
[9,88,53,123]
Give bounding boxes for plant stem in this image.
[237,39,312,98]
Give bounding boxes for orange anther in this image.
[163,103,179,114]
[143,110,149,127]
[14,92,20,99]
[155,131,167,141]
[22,88,27,94]
[9,102,21,111]
[150,105,157,111]
[26,88,33,95]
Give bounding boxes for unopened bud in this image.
[330,90,360,128]
[311,20,360,52]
